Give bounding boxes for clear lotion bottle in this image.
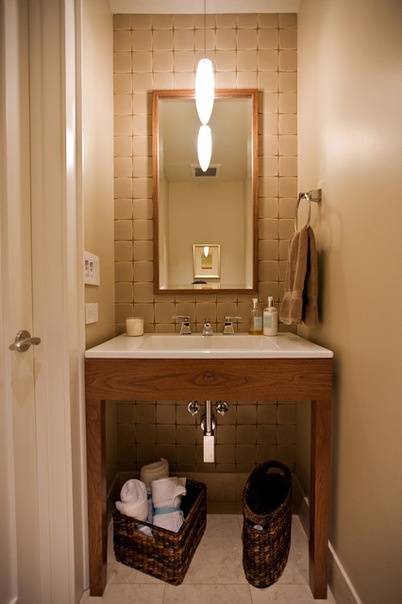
[249,298,262,335]
[263,296,278,336]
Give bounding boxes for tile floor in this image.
[79,515,336,604]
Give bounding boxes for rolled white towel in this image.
[115,478,148,522]
[151,477,187,533]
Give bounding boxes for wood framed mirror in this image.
[153,89,258,294]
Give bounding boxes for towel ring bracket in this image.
[294,189,322,231]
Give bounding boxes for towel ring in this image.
[294,189,322,232]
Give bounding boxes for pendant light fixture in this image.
[197,124,212,173]
[196,0,214,171]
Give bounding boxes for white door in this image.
[0,1,85,603]
[0,2,43,602]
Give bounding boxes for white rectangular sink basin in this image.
[85,332,333,359]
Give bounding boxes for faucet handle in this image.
[223,316,242,335]
[172,315,192,335]
[202,319,213,336]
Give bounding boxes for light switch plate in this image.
[84,251,100,285]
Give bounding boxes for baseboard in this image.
[292,476,362,604]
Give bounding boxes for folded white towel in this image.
[151,477,187,533]
[140,458,169,523]
[140,458,169,491]
[115,478,148,522]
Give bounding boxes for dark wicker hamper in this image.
[113,479,207,585]
[242,460,292,588]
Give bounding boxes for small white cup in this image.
[126,317,144,337]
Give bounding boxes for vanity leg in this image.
[86,398,107,596]
[310,398,331,599]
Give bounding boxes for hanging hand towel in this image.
[151,477,187,533]
[140,458,169,523]
[280,225,309,324]
[303,227,318,326]
[280,225,319,326]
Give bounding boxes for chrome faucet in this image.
[223,316,242,335]
[202,319,213,336]
[172,315,192,335]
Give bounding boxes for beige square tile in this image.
[237,72,258,88]
[114,219,132,241]
[115,241,132,262]
[238,14,258,28]
[238,28,258,50]
[114,30,131,52]
[279,92,297,114]
[114,114,132,137]
[258,14,279,28]
[173,29,194,51]
[115,198,132,220]
[153,50,174,72]
[133,259,153,281]
[152,15,174,30]
[279,14,297,28]
[113,73,132,94]
[132,50,152,73]
[133,219,153,241]
[114,94,132,116]
[114,157,132,179]
[115,261,133,283]
[216,50,236,72]
[114,136,132,157]
[153,72,174,90]
[173,50,195,72]
[258,70,279,92]
[215,27,237,50]
[279,49,297,72]
[133,282,154,303]
[237,50,258,71]
[131,29,152,51]
[215,14,236,28]
[279,27,297,50]
[258,27,279,50]
[132,15,152,30]
[279,71,297,92]
[113,14,131,30]
[256,424,276,445]
[153,29,174,51]
[174,15,195,30]
[114,177,132,199]
[279,156,297,177]
[278,177,297,199]
[133,240,153,261]
[258,49,278,71]
[113,51,131,74]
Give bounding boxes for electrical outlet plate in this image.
[84,251,100,285]
[85,303,98,324]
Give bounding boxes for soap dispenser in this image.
[249,298,262,335]
[263,296,278,336]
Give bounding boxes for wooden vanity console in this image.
[85,356,332,599]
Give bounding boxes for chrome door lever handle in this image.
[9,330,41,352]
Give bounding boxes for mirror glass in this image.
[153,89,258,293]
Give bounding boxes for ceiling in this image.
[109,0,301,14]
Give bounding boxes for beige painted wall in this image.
[82,0,117,488]
[82,0,115,349]
[297,1,402,602]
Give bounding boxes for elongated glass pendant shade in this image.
[195,58,215,125]
[197,125,212,172]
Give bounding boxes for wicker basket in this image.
[113,479,207,585]
[242,460,292,588]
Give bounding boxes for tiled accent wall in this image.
[113,13,298,475]
[117,399,297,474]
